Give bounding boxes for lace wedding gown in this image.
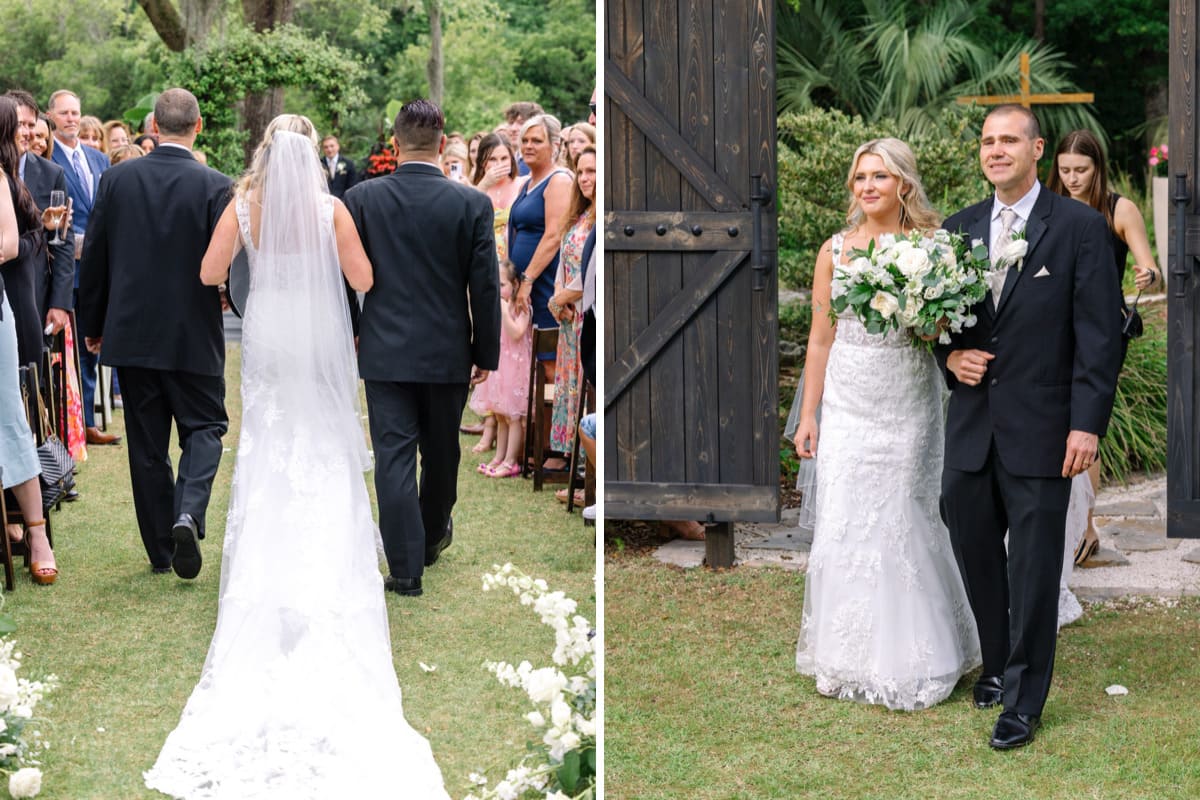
[795,233,981,711]
[144,186,449,798]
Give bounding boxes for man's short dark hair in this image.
[987,103,1041,141]
[154,88,201,136]
[3,90,39,115]
[504,101,544,124]
[393,99,444,152]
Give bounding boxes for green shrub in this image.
[1100,308,1168,483]
[776,106,989,291]
[779,300,813,346]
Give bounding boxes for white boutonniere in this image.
[998,230,1028,272]
[336,162,347,175]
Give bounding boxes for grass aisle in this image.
[8,344,595,799]
[605,556,1200,800]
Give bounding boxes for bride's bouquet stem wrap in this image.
[830,229,992,347]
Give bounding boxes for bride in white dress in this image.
[144,116,449,798]
[792,138,981,711]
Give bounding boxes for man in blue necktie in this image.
[48,88,118,446]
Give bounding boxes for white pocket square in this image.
[1033,266,1051,278]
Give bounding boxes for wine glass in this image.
[48,190,66,245]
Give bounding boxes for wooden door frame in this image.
[1168,0,1200,538]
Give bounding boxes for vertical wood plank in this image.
[1167,0,1199,536]
[680,0,720,485]
[748,0,779,491]
[712,0,754,485]
[645,0,685,482]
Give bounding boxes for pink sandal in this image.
[486,462,521,478]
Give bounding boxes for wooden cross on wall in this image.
[956,52,1094,109]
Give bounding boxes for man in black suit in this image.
[345,99,500,597]
[938,104,1122,749]
[321,134,358,199]
[78,88,233,579]
[7,90,74,337]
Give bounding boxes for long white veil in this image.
[243,128,369,472]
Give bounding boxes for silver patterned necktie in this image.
[72,149,91,203]
[990,207,1017,305]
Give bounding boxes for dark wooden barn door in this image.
[604,0,779,564]
[1169,0,1200,537]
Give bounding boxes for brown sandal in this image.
[24,520,57,585]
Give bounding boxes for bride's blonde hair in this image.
[844,138,941,232]
[235,114,322,198]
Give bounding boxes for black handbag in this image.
[31,380,75,513]
[37,436,74,512]
[1122,291,1144,341]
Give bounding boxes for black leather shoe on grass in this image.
[171,513,202,580]
[972,675,1003,709]
[989,711,1040,749]
[384,576,422,597]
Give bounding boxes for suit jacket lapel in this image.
[994,188,1050,318]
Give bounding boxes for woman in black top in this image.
[1048,129,1159,568]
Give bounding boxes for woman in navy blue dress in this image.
[508,114,574,337]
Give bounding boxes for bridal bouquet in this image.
[830,229,992,346]
[0,615,58,799]
[464,565,596,800]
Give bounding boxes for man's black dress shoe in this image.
[972,675,1004,709]
[384,576,423,597]
[171,513,202,580]
[424,519,453,567]
[151,565,172,575]
[989,711,1040,749]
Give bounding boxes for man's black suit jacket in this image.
[326,155,358,199]
[21,154,74,315]
[345,162,500,383]
[936,185,1123,478]
[77,145,233,376]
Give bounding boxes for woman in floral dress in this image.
[548,147,595,454]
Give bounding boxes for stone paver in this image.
[1094,499,1159,517]
[1110,531,1180,552]
[1076,547,1129,568]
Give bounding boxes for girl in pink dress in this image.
[469,260,531,477]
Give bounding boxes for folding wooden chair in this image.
[522,327,569,491]
[566,379,595,515]
[0,470,15,591]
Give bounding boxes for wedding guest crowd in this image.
[0,82,599,593]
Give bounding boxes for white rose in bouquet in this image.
[896,246,931,279]
[869,291,899,319]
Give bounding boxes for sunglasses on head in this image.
[589,102,597,113]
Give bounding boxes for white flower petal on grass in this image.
[1106,684,1129,696]
[418,662,437,673]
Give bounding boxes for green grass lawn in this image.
[604,557,1200,800]
[5,344,595,799]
